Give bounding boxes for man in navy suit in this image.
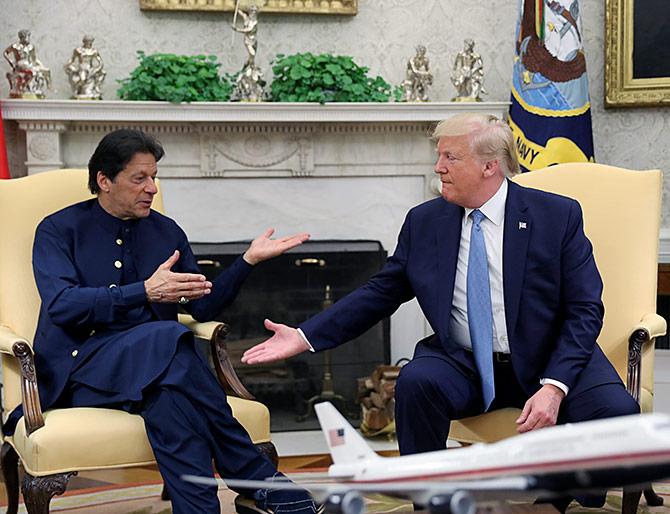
[242,113,639,507]
[22,129,320,514]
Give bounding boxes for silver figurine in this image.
[64,35,106,100]
[231,5,265,102]
[3,29,52,99]
[451,39,486,102]
[400,45,433,102]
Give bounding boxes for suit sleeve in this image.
[542,200,604,390]
[33,218,148,329]
[300,212,416,351]
[173,227,253,322]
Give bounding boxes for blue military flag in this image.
[509,0,594,172]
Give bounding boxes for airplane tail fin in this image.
[314,402,380,464]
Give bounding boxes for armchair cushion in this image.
[8,396,270,477]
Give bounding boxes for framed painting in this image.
[605,0,670,107]
[139,0,357,15]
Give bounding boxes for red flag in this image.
[0,101,10,179]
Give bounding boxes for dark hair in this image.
[87,129,165,194]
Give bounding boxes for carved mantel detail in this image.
[1,100,509,179]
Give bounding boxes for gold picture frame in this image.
[139,0,357,15]
[605,0,670,107]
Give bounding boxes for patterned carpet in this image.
[2,480,668,513]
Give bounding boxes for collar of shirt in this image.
[92,199,139,236]
[463,178,508,226]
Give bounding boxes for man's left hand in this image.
[515,384,565,433]
[243,228,310,265]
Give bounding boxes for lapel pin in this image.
[518,221,527,230]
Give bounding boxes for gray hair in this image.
[432,113,520,177]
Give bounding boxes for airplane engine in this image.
[427,490,476,514]
[323,491,366,514]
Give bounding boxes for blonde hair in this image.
[432,113,520,177]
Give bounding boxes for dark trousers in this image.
[394,352,640,454]
[65,339,277,514]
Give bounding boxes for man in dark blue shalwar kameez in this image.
[17,129,318,514]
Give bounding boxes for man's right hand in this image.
[144,250,212,303]
[241,319,311,364]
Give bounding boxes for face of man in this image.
[434,134,492,209]
[97,152,158,219]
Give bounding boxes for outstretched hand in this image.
[243,228,310,266]
[241,319,311,364]
[144,250,212,303]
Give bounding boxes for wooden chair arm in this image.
[178,315,255,401]
[627,313,667,403]
[0,326,45,436]
[177,314,220,340]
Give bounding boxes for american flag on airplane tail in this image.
[329,428,345,447]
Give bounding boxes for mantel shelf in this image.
[1,99,510,123]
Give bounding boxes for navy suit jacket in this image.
[301,181,621,397]
[31,199,253,412]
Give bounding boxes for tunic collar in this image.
[92,199,139,235]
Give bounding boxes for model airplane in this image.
[185,402,670,514]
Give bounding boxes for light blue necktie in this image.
[467,209,495,410]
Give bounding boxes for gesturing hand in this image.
[516,384,565,433]
[241,319,311,364]
[243,228,310,266]
[144,250,213,303]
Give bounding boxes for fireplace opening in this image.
[191,240,391,431]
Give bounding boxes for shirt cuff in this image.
[540,378,569,396]
[118,281,149,307]
[297,328,315,352]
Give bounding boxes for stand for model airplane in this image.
[298,285,348,421]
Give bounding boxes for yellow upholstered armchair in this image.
[0,169,276,513]
[450,163,667,512]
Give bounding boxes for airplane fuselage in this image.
[329,413,670,490]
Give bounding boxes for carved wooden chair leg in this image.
[643,486,664,506]
[22,471,76,514]
[161,484,170,501]
[621,488,642,514]
[1,443,20,514]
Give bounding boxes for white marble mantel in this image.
[2,99,510,362]
[2,99,509,123]
[1,99,509,177]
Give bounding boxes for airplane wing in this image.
[182,474,537,514]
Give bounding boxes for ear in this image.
[96,171,111,193]
[482,159,500,178]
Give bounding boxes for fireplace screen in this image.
[191,240,391,431]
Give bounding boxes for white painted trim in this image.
[655,349,670,383]
[0,99,510,123]
[659,229,670,264]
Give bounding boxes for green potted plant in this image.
[117,51,233,103]
[269,52,394,103]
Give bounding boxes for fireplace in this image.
[191,240,390,431]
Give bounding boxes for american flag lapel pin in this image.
[518,221,527,230]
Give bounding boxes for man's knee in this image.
[395,360,443,403]
[602,389,640,418]
[563,384,640,423]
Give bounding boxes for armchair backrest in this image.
[0,169,164,416]
[512,163,662,410]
